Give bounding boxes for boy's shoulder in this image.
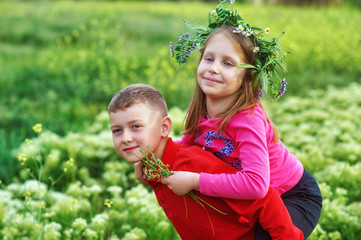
[175,142,215,161]
[172,142,237,174]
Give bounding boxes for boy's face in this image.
[109,102,167,163]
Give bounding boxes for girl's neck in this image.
[206,97,231,119]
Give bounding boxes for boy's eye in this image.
[112,129,122,134]
[132,124,140,129]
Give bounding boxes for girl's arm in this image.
[173,133,195,146]
[161,171,200,195]
[164,109,271,199]
[200,110,271,199]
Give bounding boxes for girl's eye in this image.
[205,57,213,62]
[224,61,234,67]
[132,124,140,129]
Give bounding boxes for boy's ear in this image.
[161,116,172,137]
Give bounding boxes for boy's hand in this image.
[161,171,200,196]
[134,161,149,186]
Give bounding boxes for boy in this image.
[108,84,303,240]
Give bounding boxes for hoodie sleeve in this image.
[199,109,270,199]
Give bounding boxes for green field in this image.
[0,1,361,239]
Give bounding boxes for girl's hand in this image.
[161,171,200,196]
[134,161,149,186]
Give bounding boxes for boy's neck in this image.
[153,136,169,159]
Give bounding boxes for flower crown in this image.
[169,0,289,101]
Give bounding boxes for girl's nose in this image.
[208,62,220,74]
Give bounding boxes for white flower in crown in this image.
[233,24,244,34]
[246,28,253,36]
[264,27,270,34]
[253,47,260,53]
[210,10,218,19]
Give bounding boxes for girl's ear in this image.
[161,116,172,137]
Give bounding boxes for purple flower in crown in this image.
[169,42,174,56]
[277,78,287,98]
[265,74,269,84]
[178,32,190,42]
[185,45,196,56]
[256,89,263,101]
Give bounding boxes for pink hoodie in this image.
[179,104,304,199]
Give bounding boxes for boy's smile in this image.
[123,146,139,153]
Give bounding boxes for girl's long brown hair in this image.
[183,26,279,143]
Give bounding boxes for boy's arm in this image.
[134,161,149,186]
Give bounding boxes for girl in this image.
[160,25,322,239]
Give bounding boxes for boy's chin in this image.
[123,158,140,164]
[124,158,140,163]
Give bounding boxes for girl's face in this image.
[197,33,247,105]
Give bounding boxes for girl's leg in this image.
[281,169,323,239]
[255,223,272,240]
[255,170,322,240]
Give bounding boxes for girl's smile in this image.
[202,76,222,84]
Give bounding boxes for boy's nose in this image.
[122,129,132,143]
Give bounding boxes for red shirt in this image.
[148,138,303,240]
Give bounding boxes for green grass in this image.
[0,1,360,182]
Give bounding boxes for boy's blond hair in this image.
[108,84,168,117]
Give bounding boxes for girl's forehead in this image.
[205,33,247,60]
[208,32,229,41]
[207,33,239,50]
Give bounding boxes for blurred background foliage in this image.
[1,0,360,151]
[0,0,361,238]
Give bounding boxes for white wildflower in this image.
[83,228,98,239]
[107,185,123,198]
[43,222,62,240]
[72,217,88,232]
[87,184,102,195]
[90,213,109,233]
[21,180,47,199]
[122,227,147,240]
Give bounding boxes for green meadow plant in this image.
[2,81,361,239]
[1,121,179,239]
[267,83,361,239]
